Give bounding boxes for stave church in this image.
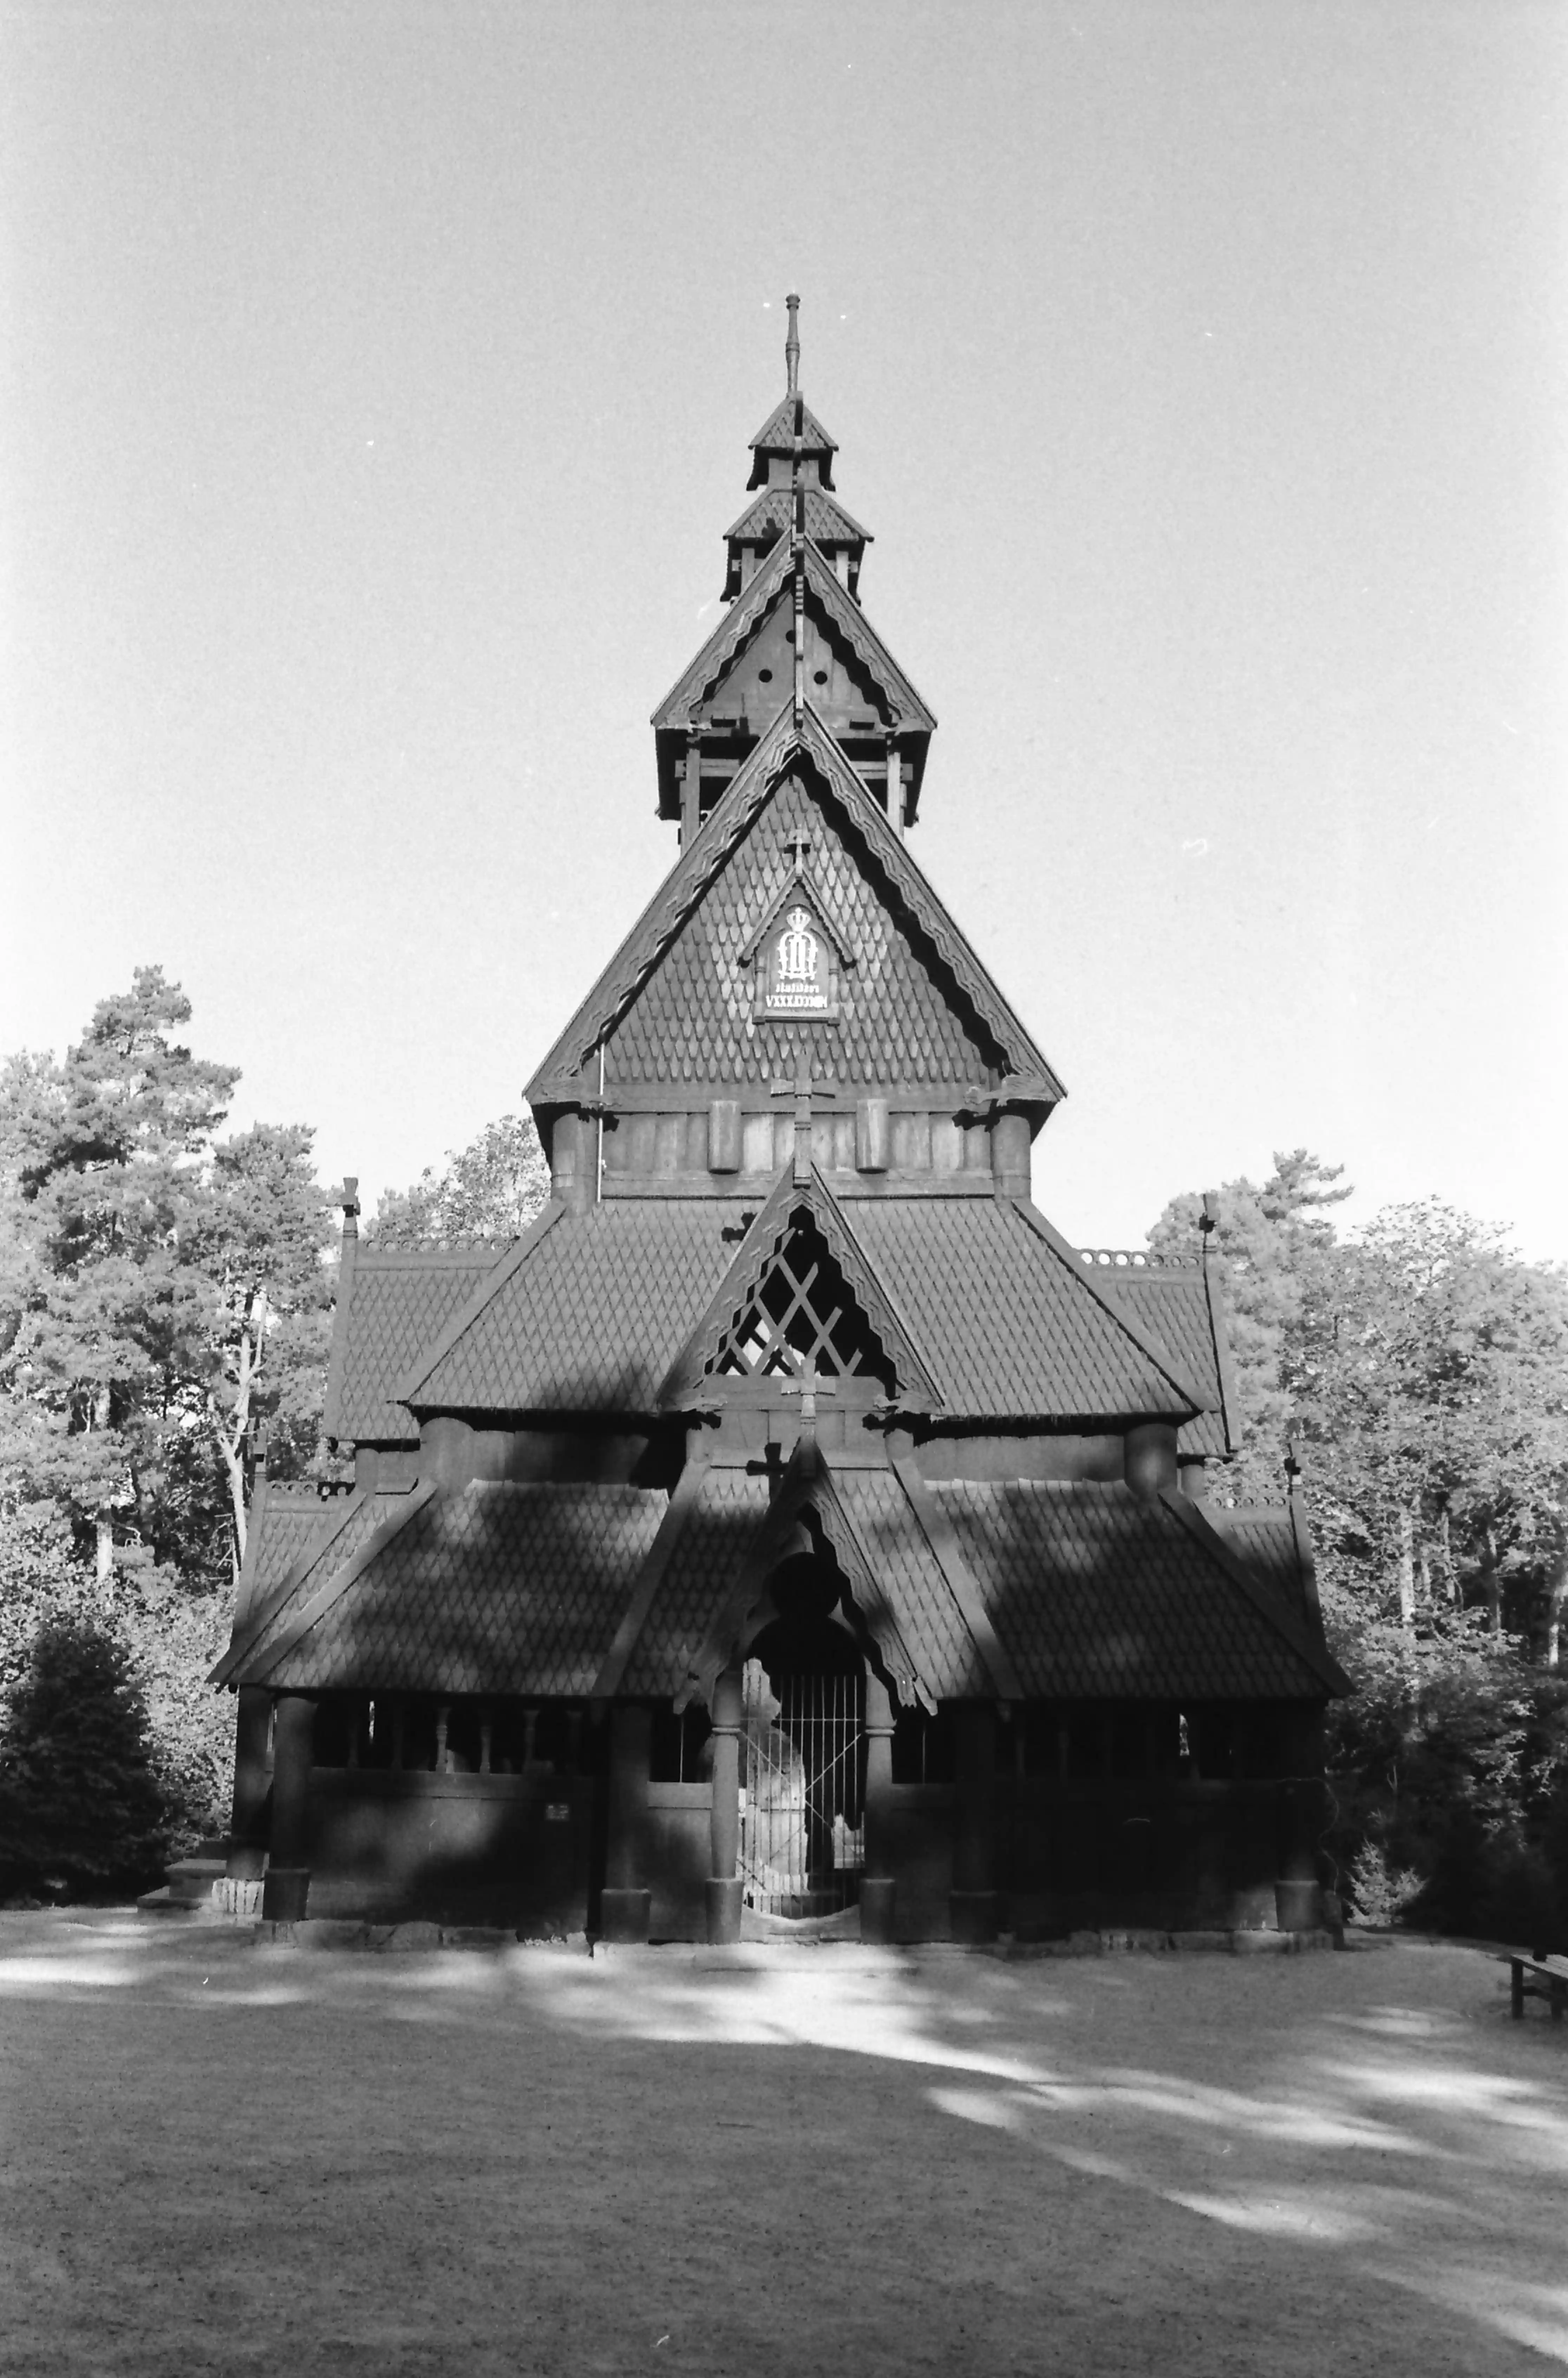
[216,300,1346,1943]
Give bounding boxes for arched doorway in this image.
[740,1556,865,1919]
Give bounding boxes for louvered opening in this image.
[708,1212,893,1385]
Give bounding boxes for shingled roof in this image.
[402,1199,754,1416]
[231,1481,334,1632]
[747,393,838,470]
[724,488,869,549]
[527,704,1062,1104]
[651,540,934,736]
[237,1482,669,1696]
[214,1485,418,1687]
[324,1244,508,1446]
[1077,1253,1238,1460]
[931,1480,1343,1699]
[844,1197,1206,1420]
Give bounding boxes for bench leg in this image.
[1512,1959,1525,2018]
[1552,1980,1565,2024]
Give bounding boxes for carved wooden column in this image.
[949,1701,999,1943]
[600,1702,652,1942]
[260,1692,316,1922]
[226,1687,273,1881]
[705,1667,744,1944]
[860,1667,897,1943]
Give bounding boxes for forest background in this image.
[1,969,1564,1939]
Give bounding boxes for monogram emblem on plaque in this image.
[766,905,828,1011]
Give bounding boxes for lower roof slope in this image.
[223,1459,1339,1705]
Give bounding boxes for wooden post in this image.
[261,1692,315,1923]
[226,1686,273,1881]
[950,1701,999,1943]
[1124,1423,1178,1498]
[706,1666,744,1944]
[600,1702,652,1942]
[991,1110,1030,1196]
[860,1667,897,1943]
[681,734,702,848]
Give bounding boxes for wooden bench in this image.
[1501,1952,1568,2020]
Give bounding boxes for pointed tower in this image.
[654,296,934,844]
[218,305,1345,1950]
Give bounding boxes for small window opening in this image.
[891,1705,955,1785]
[812,668,828,687]
[758,667,773,683]
[649,1703,714,1783]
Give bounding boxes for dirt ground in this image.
[2,1916,1567,2377]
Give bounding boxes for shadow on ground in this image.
[2,1913,1564,2377]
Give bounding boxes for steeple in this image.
[725,299,868,603]
[652,297,934,844]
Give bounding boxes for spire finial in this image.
[785,293,800,396]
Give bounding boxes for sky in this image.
[2,1,1564,1257]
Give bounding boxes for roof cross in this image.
[779,1354,836,1476]
[783,826,812,870]
[770,1053,836,1184]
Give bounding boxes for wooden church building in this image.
[217,301,1346,1943]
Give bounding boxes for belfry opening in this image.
[217,298,1347,1945]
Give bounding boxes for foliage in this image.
[1345,1842,1423,1928]
[370,1111,549,1249]
[1149,1157,1568,1942]
[0,1505,232,1863]
[0,1611,171,1897]
[0,969,336,1590]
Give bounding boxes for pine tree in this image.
[0,1618,169,1896]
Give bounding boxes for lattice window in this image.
[709,1213,891,1383]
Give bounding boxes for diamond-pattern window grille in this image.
[709,1214,891,1384]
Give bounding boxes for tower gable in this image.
[532,709,1059,1109]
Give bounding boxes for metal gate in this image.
[740,1657,864,1918]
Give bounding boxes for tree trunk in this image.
[1482,1527,1502,1637]
[1397,1507,1416,1631]
[93,1384,114,1596]
[1544,1548,1568,1670]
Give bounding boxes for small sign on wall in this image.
[544,1803,570,1823]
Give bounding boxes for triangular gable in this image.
[652,541,934,736]
[671,1443,931,1715]
[528,703,1062,1105]
[658,1163,942,1411]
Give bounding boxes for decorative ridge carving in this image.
[799,542,936,731]
[650,540,793,727]
[1078,1247,1200,1273]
